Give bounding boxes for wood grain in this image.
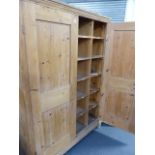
[20,1,109,155]
[102,22,135,133]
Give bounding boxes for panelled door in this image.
[22,1,78,155]
[102,22,135,133]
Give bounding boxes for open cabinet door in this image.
[101,22,135,133]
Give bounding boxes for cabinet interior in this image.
[76,16,106,134]
[94,21,106,37]
[79,17,93,36]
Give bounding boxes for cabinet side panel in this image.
[19,1,35,155]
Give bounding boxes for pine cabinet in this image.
[20,1,134,155]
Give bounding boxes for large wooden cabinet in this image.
[20,1,134,155]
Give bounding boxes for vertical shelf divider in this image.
[87,21,94,124]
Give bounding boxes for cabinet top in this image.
[21,0,110,23]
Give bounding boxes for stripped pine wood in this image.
[20,1,135,155]
[20,1,79,154]
[102,22,135,133]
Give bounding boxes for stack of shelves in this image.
[76,17,106,134]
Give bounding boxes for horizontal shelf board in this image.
[77,75,89,82]
[89,101,98,110]
[77,74,102,83]
[76,119,98,137]
[92,55,104,59]
[77,107,87,118]
[78,56,104,61]
[77,91,87,100]
[90,72,101,77]
[77,74,88,79]
[93,36,104,40]
[78,57,91,61]
[78,35,92,39]
[76,122,85,134]
[77,73,101,82]
[78,35,104,40]
[88,116,98,124]
[90,88,100,95]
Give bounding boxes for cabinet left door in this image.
[21,1,78,155]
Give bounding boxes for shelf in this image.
[77,107,86,118]
[77,72,101,81]
[90,88,100,95]
[92,55,104,59]
[78,35,104,40]
[76,111,88,133]
[78,57,91,61]
[90,72,101,77]
[93,39,104,56]
[94,21,106,37]
[78,55,104,61]
[77,79,89,95]
[77,98,88,118]
[90,75,101,94]
[91,59,103,74]
[89,101,97,110]
[78,60,90,79]
[77,75,89,82]
[78,35,92,39]
[89,92,99,110]
[88,107,98,124]
[79,17,93,36]
[77,91,87,100]
[76,122,85,134]
[88,115,98,124]
[89,93,100,110]
[78,38,92,58]
[93,36,104,40]
[90,76,101,90]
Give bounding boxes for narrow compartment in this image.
[77,60,90,80]
[89,92,100,110]
[91,59,103,76]
[77,80,89,100]
[88,107,98,124]
[76,121,85,134]
[77,98,87,118]
[93,21,106,37]
[90,76,101,94]
[90,76,101,91]
[76,113,88,133]
[92,39,104,57]
[78,38,92,60]
[79,17,93,36]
